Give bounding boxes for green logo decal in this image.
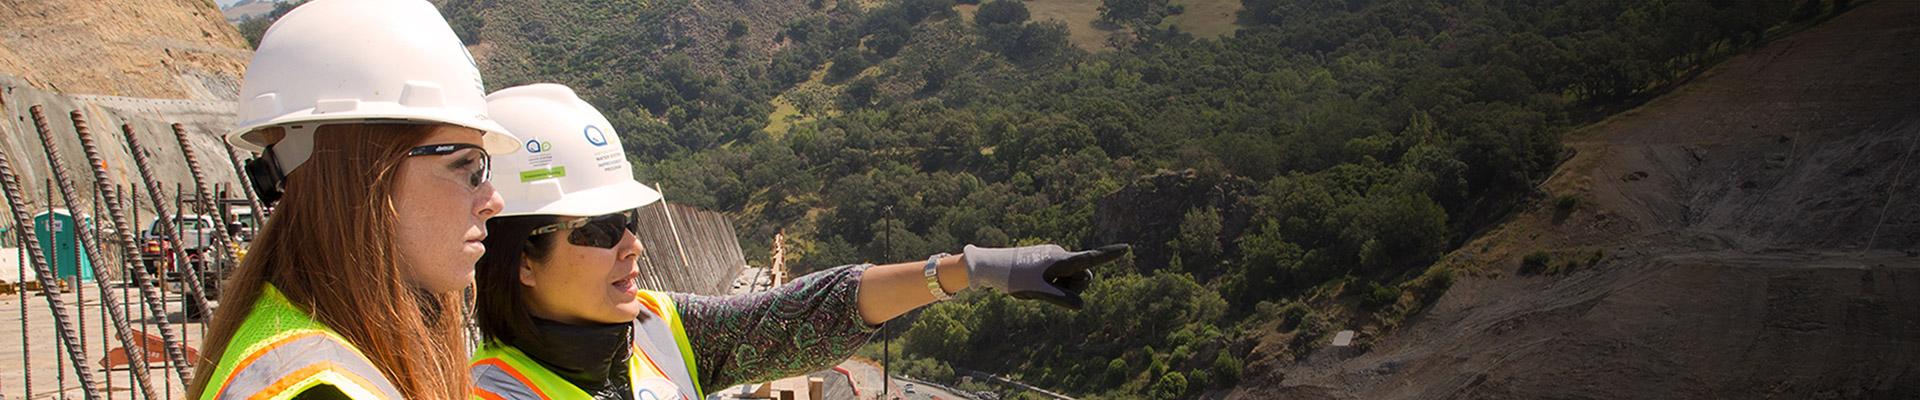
[518,166,568,182]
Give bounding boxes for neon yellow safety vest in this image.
[200,284,402,400]
[470,290,703,400]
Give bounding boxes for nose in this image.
[616,231,642,263]
[475,181,504,219]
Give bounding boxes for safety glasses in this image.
[406,143,490,189]
[528,211,640,249]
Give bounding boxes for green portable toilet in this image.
[33,209,95,283]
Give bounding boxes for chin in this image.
[612,303,645,320]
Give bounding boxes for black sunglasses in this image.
[528,211,640,249]
[406,143,490,189]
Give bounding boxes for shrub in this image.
[726,19,749,39]
[1360,281,1398,309]
[1210,352,1243,385]
[1555,194,1580,211]
[1521,251,1551,274]
[1150,371,1188,398]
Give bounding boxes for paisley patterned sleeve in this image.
[670,263,881,391]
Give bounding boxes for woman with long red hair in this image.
[187,0,521,398]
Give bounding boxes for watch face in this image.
[634,377,682,400]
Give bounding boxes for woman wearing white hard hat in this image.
[469,83,1129,399]
[188,0,520,399]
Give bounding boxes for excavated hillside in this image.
[1231,1,1920,398]
[0,0,251,221]
[0,0,250,100]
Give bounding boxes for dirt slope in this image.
[0,0,250,229]
[0,0,250,100]
[1230,1,1920,398]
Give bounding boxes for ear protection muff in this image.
[245,145,286,206]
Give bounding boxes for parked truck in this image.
[140,214,217,280]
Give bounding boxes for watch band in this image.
[925,252,953,301]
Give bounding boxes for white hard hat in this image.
[487,84,662,217]
[225,0,519,173]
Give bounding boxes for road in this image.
[837,357,971,400]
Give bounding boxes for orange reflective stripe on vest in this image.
[200,285,400,400]
[471,357,552,400]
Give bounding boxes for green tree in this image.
[1173,207,1223,270]
[903,303,973,359]
[726,19,749,39]
[975,0,1032,27]
[1150,371,1189,398]
[827,50,870,82]
[1100,0,1171,27]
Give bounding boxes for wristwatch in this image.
[925,252,953,301]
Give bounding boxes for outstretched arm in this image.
[856,254,969,325]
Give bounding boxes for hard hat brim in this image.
[498,179,664,218]
[225,106,521,156]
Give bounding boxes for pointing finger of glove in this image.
[1053,244,1130,274]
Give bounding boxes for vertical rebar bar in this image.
[171,184,185,399]
[93,183,110,394]
[32,105,156,399]
[1,109,101,400]
[15,221,28,397]
[15,220,29,398]
[123,185,137,399]
[51,178,68,400]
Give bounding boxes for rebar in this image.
[14,225,29,397]
[122,124,215,320]
[51,179,66,400]
[1,108,102,400]
[33,105,159,399]
[80,113,210,392]
[123,184,141,399]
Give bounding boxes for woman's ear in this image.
[519,255,538,287]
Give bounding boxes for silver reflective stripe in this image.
[632,308,699,397]
[471,363,543,400]
[217,333,402,400]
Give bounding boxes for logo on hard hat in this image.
[525,140,553,153]
[584,125,608,147]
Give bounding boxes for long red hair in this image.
[189,124,468,399]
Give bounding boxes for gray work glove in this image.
[963,243,1130,310]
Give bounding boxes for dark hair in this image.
[473,215,562,349]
